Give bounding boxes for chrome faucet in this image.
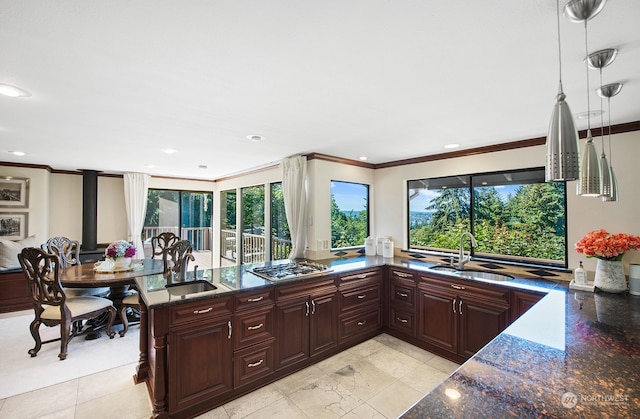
[458,232,477,270]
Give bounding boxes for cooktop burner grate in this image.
[251,261,332,281]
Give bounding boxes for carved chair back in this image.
[151,232,179,259]
[42,236,80,268]
[163,239,197,280]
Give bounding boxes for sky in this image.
[409,185,520,212]
[331,181,368,211]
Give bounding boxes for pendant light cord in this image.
[599,69,606,154]
[608,97,613,167]
[584,20,591,133]
[556,0,563,88]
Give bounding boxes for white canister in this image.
[377,236,390,255]
[382,240,394,258]
[364,237,376,256]
[629,264,640,296]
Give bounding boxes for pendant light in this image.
[564,0,607,196]
[545,0,579,182]
[587,49,617,199]
[598,82,622,202]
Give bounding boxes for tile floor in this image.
[0,334,459,419]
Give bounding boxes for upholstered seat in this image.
[18,247,116,360]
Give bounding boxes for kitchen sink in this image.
[165,280,217,296]
[429,265,514,281]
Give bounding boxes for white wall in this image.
[375,130,640,275]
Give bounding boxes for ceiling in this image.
[1,0,639,180]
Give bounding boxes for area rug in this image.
[0,310,140,399]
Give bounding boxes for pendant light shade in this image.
[545,0,579,182]
[577,133,601,196]
[605,166,618,202]
[546,88,580,181]
[598,82,623,202]
[599,153,612,197]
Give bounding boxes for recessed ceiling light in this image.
[0,83,31,98]
[145,164,155,169]
[9,150,25,156]
[577,110,603,120]
[247,135,264,142]
[359,156,368,161]
[444,143,460,149]
[198,165,208,169]
[162,148,177,154]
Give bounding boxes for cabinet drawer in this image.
[339,269,381,284]
[339,307,381,341]
[389,269,416,281]
[340,283,380,312]
[169,297,233,326]
[389,279,416,309]
[233,338,275,389]
[235,288,274,311]
[389,307,415,337]
[233,304,275,349]
[420,275,510,306]
[276,277,336,300]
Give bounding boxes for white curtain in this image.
[281,155,307,260]
[123,172,150,259]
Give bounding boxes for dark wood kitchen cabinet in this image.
[418,274,510,360]
[232,288,276,389]
[337,268,382,344]
[387,268,418,337]
[167,297,234,414]
[275,277,338,371]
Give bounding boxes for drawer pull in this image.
[193,307,213,314]
[397,291,408,298]
[247,296,264,302]
[247,359,264,368]
[393,271,411,278]
[357,320,367,326]
[397,317,408,324]
[357,294,366,299]
[451,284,466,290]
[247,323,264,330]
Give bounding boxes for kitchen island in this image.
[133,256,640,418]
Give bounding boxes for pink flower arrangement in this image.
[575,229,640,261]
[105,240,136,259]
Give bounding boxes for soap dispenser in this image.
[574,261,587,285]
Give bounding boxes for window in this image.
[408,168,567,267]
[270,182,291,260]
[144,189,213,267]
[220,189,237,264]
[331,180,369,249]
[241,185,265,264]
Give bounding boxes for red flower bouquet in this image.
[575,229,640,261]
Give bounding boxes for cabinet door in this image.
[276,295,309,369]
[458,297,509,358]
[417,287,457,354]
[309,290,338,358]
[168,317,232,411]
[511,290,544,323]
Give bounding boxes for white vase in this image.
[111,257,132,270]
[593,259,627,293]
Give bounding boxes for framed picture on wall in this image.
[0,177,30,208]
[0,213,28,240]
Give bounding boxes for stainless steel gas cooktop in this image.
[250,261,332,281]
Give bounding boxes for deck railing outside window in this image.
[220,229,292,264]
[142,226,212,251]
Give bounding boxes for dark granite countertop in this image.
[134,256,640,417]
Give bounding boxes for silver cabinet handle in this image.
[305,301,310,316]
[397,317,408,324]
[358,274,368,279]
[247,359,264,368]
[459,300,463,315]
[247,323,264,330]
[397,291,408,298]
[357,320,367,326]
[194,307,213,314]
[452,298,457,314]
[311,299,316,315]
[357,294,366,299]
[227,320,232,339]
[451,284,465,290]
[247,296,263,302]
[394,271,411,278]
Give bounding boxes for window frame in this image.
[406,167,568,269]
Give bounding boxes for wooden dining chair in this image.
[42,236,109,297]
[150,232,179,259]
[18,247,116,360]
